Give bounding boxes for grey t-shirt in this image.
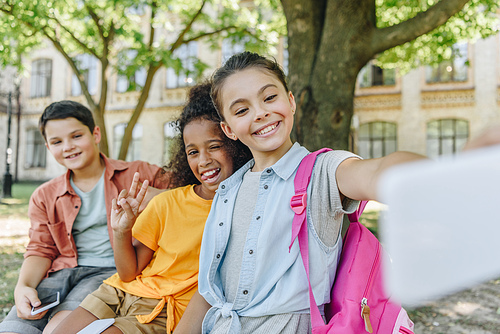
[71,170,115,267]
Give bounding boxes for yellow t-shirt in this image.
[104,184,212,333]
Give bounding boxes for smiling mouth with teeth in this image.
[254,122,278,136]
[65,153,81,159]
[202,168,220,181]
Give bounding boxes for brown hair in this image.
[39,100,96,141]
[210,51,288,120]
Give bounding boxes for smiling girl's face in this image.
[184,118,234,200]
[219,67,296,170]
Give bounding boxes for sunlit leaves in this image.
[0,0,282,75]
[375,0,499,73]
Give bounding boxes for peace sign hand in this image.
[111,172,149,233]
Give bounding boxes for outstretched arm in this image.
[336,151,427,202]
[111,172,154,282]
[463,125,500,150]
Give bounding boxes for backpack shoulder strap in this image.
[289,148,331,327]
[290,148,369,329]
[289,148,332,250]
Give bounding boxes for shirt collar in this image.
[56,153,118,196]
[270,142,309,180]
[101,153,129,180]
[217,143,309,195]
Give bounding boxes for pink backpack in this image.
[290,149,415,334]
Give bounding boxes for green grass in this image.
[0,181,42,320]
[0,246,24,319]
[0,181,43,218]
[359,210,380,237]
[12,181,44,200]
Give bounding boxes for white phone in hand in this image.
[77,318,115,334]
[30,291,60,315]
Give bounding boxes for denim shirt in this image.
[198,143,349,333]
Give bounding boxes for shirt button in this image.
[243,290,248,295]
[249,250,253,254]
[264,185,268,190]
[266,169,271,173]
[219,222,224,226]
[221,185,225,189]
[216,254,221,259]
[224,199,228,203]
[256,216,261,220]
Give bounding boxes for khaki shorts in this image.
[80,283,167,334]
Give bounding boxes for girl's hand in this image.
[463,125,500,150]
[111,172,149,233]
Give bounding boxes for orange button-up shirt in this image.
[25,154,169,275]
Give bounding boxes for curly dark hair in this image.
[163,81,252,188]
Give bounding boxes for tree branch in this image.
[86,4,106,44]
[170,0,207,51]
[49,35,97,109]
[148,0,157,50]
[49,15,98,57]
[182,26,237,44]
[372,0,470,54]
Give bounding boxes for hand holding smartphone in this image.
[31,291,60,315]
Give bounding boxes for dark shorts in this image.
[0,266,116,334]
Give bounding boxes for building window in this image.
[116,50,147,93]
[426,43,468,83]
[163,121,179,164]
[71,54,98,96]
[25,128,46,168]
[113,123,143,161]
[30,59,52,98]
[427,119,468,158]
[357,122,397,159]
[221,37,247,64]
[166,42,198,89]
[358,62,396,88]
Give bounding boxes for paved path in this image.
[0,216,29,248]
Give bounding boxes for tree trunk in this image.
[118,64,161,161]
[96,53,111,157]
[283,0,470,151]
[284,0,375,151]
[92,105,109,157]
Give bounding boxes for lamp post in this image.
[3,92,13,198]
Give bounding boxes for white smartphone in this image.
[379,143,500,306]
[30,291,60,315]
[77,318,115,334]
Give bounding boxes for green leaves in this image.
[0,0,283,157]
[375,0,499,73]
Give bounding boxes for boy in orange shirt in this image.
[0,101,168,334]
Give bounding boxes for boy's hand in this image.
[14,285,46,319]
[111,172,149,233]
